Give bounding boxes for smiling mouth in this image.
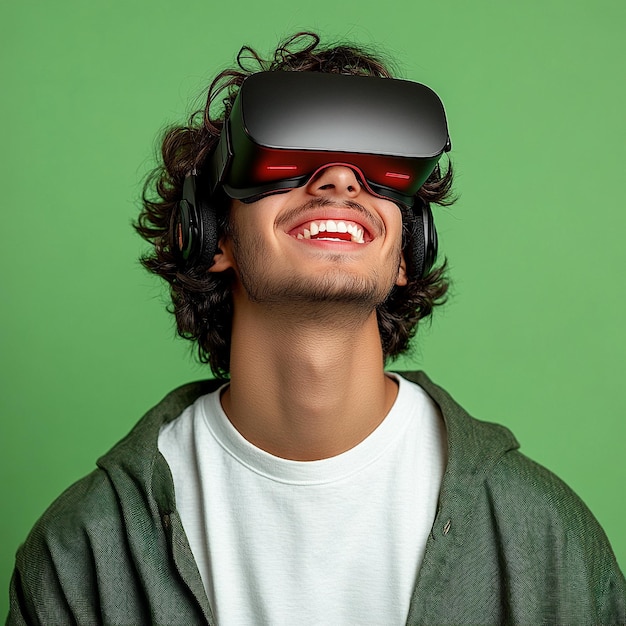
[290,219,368,244]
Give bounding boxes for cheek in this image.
[231,200,281,245]
[379,200,404,234]
[384,207,407,286]
[386,209,406,254]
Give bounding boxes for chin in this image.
[243,270,394,309]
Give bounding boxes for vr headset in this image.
[178,71,451,277]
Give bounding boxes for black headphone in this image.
[175,173,221,270]
[401,198,438,280]
[175,172,438,279]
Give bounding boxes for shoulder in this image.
[489,450,625,615]
[488,448,610,545]
[21,466,122,551]
[402,370,626,620]
[9,378,223,624]
[9,468,124,624]
[415,367,619,561]
[13,379,222,562]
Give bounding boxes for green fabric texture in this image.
[7,372,626,625]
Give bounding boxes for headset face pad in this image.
[209,71,451,207]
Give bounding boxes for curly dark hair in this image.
[135,32,455,378]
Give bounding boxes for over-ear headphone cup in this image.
[411,211,426,279]
[178,173,220,270]
[175,198,193,263]
[420,203,437,277]
[196,195,219,268]
[403,199,438,279]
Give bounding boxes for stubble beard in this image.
[230,225,402,320]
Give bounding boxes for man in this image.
[8,32,625,625]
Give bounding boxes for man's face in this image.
[213,165,407,314]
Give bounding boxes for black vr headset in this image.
[177,71,451,278]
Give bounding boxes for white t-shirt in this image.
[159,374,446,625]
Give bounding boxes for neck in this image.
[221,300,398,461]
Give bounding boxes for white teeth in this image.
[297,220,367,243]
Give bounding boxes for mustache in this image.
[275,197,385,236]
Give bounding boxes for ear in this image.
[395,252,408,287]
[208,236,236,273]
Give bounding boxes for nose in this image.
[305,165,362,199]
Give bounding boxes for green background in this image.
[2,0,624,615]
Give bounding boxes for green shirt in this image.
[8,372,626,625]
